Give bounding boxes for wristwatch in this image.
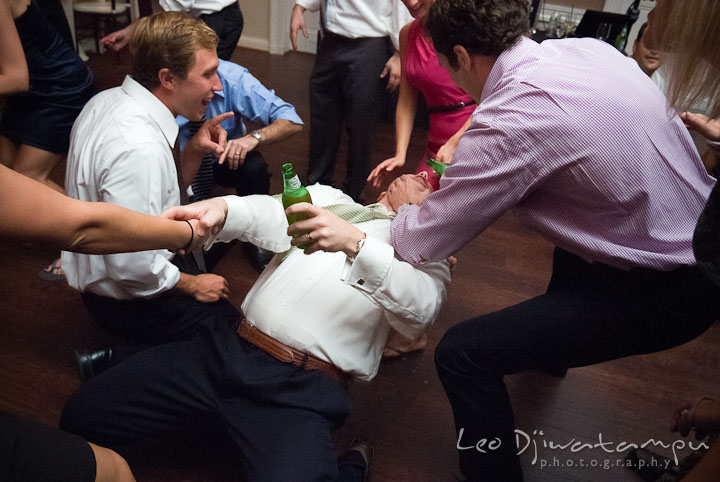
[250,130,263,144]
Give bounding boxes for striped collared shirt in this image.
[392,37,715,270]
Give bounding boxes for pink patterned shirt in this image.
[391,37,715,270]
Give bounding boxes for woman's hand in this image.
[680,112,720,143]
[367,155,406,188]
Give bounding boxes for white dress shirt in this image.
[62,76,182,300]
[159,0,236,16]
[297,0,412,50]
[211,184,451,380]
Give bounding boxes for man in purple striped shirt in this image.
[388,0,720,480]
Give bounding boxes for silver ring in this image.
[235,151,241,155]
[306,233,313,242]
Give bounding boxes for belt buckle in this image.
[274,345,296,364]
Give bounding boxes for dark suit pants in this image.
[307,32,390,202]
[201,2,243,61]
[60,318,365,482]
[435,248,720,481]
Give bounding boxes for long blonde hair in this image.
[657,0,720,118]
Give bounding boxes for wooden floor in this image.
[1,47,719,482]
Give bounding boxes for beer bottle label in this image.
[287,175,302,190]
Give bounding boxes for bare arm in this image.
[368,24,416,188]
[0,0,29,95]
[100,20,138,52]
[0,164,197,253]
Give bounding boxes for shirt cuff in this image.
[203,195,248,250]
[341,237,393,293]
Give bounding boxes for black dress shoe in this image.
[345,437,374,482]
[242,243,275,273]
[75,347,114,383]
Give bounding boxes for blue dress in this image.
[0,3,95,154]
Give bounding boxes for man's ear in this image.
[157,68,175,90]
[453,45,471,72]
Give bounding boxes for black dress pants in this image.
[60,318,365,482]
[307,32,390,202]
[214,149,270,197]
[435,248,720,481]
[201,2,243,61]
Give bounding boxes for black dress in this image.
[0,2,95,154]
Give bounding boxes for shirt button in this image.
[357,279,365,285]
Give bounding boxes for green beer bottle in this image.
[281,163,313,248]
[426,158,448,177]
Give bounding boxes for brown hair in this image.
[654,0,720,118]
[424,0,529,69]
[130,11,218,91]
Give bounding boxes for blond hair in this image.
[130,11,218,91]
[657,0,720,118]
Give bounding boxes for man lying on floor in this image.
[60,173,451,482]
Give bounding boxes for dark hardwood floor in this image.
[1,47,718,482]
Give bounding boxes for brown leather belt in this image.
[427,100,476,114]
[237,319,351,386]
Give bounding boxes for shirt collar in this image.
[121,75,179,148]
[480,36,539,102]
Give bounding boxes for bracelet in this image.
[183,220,194,251]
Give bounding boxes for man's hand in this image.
[290,4,308,51]
[217,134,259,169]
[175,272,229,302]
[386,173,434,212]
[101,23,134,51]
[381,52,401,91]
[286,203,366,256]
[187,112,234,158]
[681,112,720,143]
[367,155,406,188]
[161,197,229,250]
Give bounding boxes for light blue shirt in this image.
[177,59,303,150]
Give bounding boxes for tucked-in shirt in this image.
[296,0,411,50]
[176,59,303,150]
[210,184,451,380]
[62,76,181,299]
[159,0,235,16]
[391,37,715,271]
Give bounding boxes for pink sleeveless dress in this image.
[404,19,474,189]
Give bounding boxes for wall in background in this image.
[237,0,657,57]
